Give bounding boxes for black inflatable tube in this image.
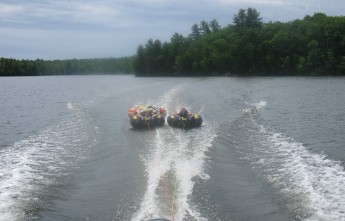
[130,115,165,129]
[146,219,170,221]
[167,114,203,129]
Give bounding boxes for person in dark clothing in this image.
[175,107,190,118]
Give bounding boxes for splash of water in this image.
[240,101,345,220]
[132,87,217,221]
[0,103,95,221]
[255,126,345,220]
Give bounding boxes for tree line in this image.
[134,8,345,76]
[2,8,344,77]
[0,57,134,76]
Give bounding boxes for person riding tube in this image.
[128,105,166,129]
[167,107,203,129]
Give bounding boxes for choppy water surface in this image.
[0,76,344,221]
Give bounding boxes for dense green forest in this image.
[0,57,134,76]
[134,8,345,76]
[2,8,345,76]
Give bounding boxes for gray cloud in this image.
[0,0,344,59]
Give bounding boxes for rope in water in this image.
[171,173,179,220]
[162,174,174,221]
[182,118,186,131]
[147,121,176,221]
[146,120,150,131]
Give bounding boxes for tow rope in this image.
[145,117,151,131]
[147,122,177,221]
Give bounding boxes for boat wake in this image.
[235,100,345,220]
[132,87,217,221]
[0,102,97,221]
[253,125,345,220]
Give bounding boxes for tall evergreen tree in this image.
[189,24,201,41]
[233,9,246,27]
[233,8,262,28]
[200,20,211,35]
[246,8,262,27]
[209,19,221,32]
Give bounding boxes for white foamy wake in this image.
[241,101,345,220]
[67,101,74,110]
[253,125,345,221]
[132,87,217,221]
[254,100,267,110]
[243,100,267,115]
[0,104,95,221]
[171,127,216,221]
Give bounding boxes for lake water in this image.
[1,75,345,221]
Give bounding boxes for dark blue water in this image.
[1,76,344,221]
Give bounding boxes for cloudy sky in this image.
[1,0,344,60]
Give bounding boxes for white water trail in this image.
[0,103,95,221]
[243,100,267,115]
[132,86,217,221]
[256,127,345,221]
[244,100,345,220]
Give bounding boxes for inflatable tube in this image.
[146,219,170,221]
[146,218,170,221]
[130,114,165,129]
[128,105,167,129]
[167,113,203,129]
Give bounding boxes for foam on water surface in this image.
[132,87,217,221]
[0,103,95,221]
[243,101,345,220]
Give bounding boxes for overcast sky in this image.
[1,0,344,60]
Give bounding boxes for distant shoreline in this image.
[2,11,345,77]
